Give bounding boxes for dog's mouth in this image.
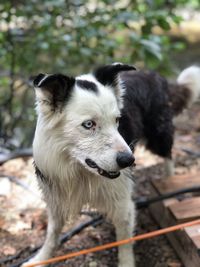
[85,158,120,179]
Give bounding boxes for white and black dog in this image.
[24,63,200,267]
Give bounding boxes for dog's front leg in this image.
[23,206,64,267]
[112,198,136,267]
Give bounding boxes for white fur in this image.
[177,65,200,104]
[23,72,136,266]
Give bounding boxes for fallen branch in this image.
[0,148,32,165]
[181,148,200,157]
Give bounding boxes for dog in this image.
[24,63,200,267]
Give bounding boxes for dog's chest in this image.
[41,172,130,219]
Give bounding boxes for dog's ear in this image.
[93,63,136,109]
[93,63,136,86]
[33,73,75,110]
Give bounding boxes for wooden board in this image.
[152,173,200,194]
[149,173,200,267]
[170,197,200,222]
[185,225,200,248]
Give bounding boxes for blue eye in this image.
[82,120,96,129]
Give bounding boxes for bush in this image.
[0,0,193,148]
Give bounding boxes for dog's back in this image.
[120,70,174,159]
[119,67,200,175]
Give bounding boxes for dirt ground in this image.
[0,102,200,267]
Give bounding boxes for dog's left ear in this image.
[93,63,136,86]
[93,63,136,108]
[33,73,75,110]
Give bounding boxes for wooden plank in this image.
[163,198,179,207]
[185,225,200,248]
[152,173,200,194]
[170,197,200,222]
[148,177,200,267]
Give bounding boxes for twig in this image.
[0,148,33,165]
[181,148,200,157]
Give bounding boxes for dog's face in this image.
[33,63,136,179]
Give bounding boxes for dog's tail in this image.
[169,66,200,116]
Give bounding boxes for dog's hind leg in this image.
[164,157,174,177]
[111,197,136,267]
[23,206,64,267]
[144,112,175,178]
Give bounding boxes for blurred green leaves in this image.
[0,0,188,75]
[0,0,193,148]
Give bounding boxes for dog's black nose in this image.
[116,152,135,168]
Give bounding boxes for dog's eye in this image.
[82,120,96,129]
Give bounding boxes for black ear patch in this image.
[76,79,98,94]
[93,63,136,86]
[33,73,46,87]
[33,73,75,110]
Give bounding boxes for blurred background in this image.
[0,0,200,151]
[0,1,200,266]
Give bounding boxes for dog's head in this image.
[33,63,136,179]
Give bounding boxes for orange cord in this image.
[24,219,200,267]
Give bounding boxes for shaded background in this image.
[0,0,200,150]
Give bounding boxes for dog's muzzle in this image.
[85,158,120,179]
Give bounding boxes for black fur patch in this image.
[76,80,98,94]
[33,161,47,183]
[33,73,46,86]
[33,161,53,188]
[168,83,191,116]
[33,73,75,110]
[93,63,136,86]
[119,70,174,159]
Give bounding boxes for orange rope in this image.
[24,219,200,267]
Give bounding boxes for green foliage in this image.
[0,0,193,148]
